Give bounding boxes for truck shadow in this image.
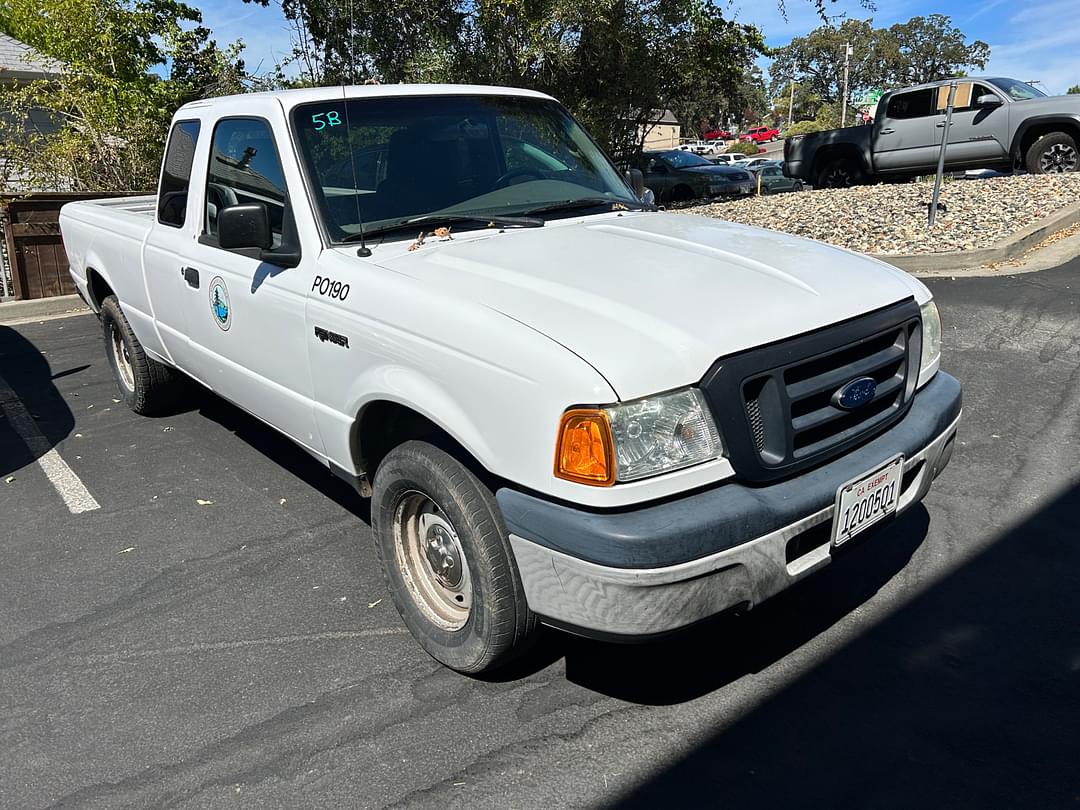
[0,325,77,478]
[498,507,930,701]
[609,480,1080,807]
[188,382,372,523]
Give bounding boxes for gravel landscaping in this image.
[680,173,1080,255]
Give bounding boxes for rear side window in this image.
[885,90,934,120]
[157,121,201,227]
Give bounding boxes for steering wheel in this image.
[493,168,544,188]
[207,182,239,211]
[206,183,239,235]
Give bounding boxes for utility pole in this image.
[787,79,795,127]
[840,41,853,127]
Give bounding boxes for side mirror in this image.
[624,168,646,199]
[976,94,1002,107]
[641,187,656,207]
[219,203,272,250]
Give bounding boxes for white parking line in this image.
[0,370,100,514]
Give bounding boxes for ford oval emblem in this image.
[833,376,877,410]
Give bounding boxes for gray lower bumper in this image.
[508,391,960,638]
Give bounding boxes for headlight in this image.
[919,299,941,384]
[606,388,723,481]
[554,388,724,486]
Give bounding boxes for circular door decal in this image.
[208,276,231,331]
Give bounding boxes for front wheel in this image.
[371,441,537,673]
[1026,132,1079,174]
[100,295,180,415]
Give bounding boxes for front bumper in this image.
[499,372,961,638]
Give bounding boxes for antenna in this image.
[329,0,370,255]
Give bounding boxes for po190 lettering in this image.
[312,276,350,300]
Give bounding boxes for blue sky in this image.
[202,0,1080,94]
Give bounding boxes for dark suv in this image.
[634,150,755,203]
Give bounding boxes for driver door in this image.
[176,115,322,454]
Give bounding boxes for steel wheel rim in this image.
[110,323,135,392]
[392,490,472,631]
[1040,143,1078,173]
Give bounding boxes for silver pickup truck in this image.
[785,77,1080,186]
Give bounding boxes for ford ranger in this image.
[785,77,1080,187]
[60,85,961,673]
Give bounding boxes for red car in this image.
[702,129,732,141]
[739,126,780,144]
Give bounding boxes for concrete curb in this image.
[0,294,89,325]
[875,200,1080,275]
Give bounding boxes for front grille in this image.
[701,299,922,483]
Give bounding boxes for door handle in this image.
[879,128,895,134]
[182,266,200,289]
[935,122,949,128]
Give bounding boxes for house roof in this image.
[0,33,60,80]
[649,109,679,125]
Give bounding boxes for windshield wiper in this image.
[346,213,544,242]
[519,197,651,217]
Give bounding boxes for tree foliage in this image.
[770,15,989,108]
[0,0,253,191]
[245,0,765,159]
[1069,85,1080,95]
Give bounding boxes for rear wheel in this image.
[815,157,865,188]
[793,181,804,192]
[100,295,180,415]
[371,441,537,673]
[1025,132,1079,174]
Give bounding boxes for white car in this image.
[59,85,961,673]
[711,153,751,165]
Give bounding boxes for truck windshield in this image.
[988,78,1047,101]
[291,95,639,242]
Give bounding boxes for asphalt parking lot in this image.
[2,260,1079,809]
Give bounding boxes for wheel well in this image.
[354,401,485,485]
[1017,122,1080,159]
[86,268,114,310]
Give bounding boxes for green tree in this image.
[882,14,989,86]
[245,0,765,160]
[0,0,251,191]
[1068,85,1080,94]
[770,15,989,109]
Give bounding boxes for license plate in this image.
[832,455,904,547]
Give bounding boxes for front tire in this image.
[1025,132,1079,174]
[100,295,180,415]
[371,441,537,673]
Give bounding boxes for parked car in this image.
[740,126,781,144]
[750,161,805,194]
[703,129,732,140]
[784,76,1080,187]
[742,157,775,170]
[710,153,750,166]
[635,149,756,202]
[60,84,960,674]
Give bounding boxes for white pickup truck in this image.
[60,85,961,673]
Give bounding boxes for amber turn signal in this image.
[554,409,615,486]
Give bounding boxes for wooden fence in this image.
[0,192,142,300]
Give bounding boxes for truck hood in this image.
[373,212,926,400]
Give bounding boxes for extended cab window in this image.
[204,118,288,245]
[885,89,934,120]
[157,121,200,227]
